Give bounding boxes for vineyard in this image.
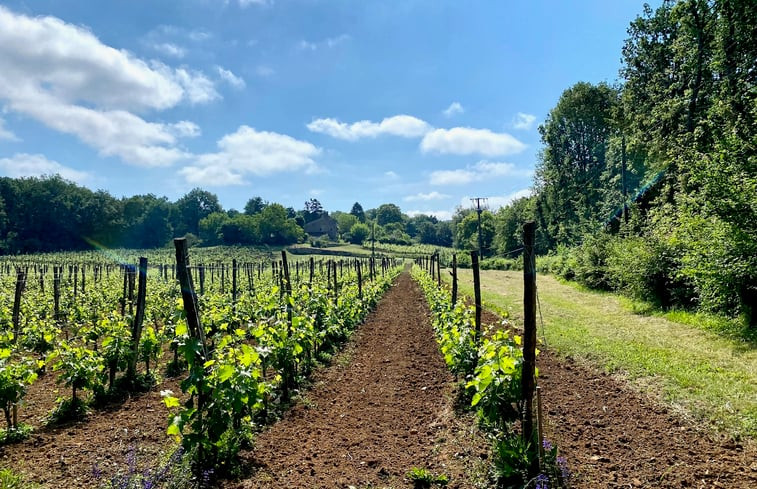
[0,243,402,487]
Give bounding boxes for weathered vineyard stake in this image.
[471,251,481,342]
[521,221,538,474]
[127,257,148,382]
[451,253,458,305]
[12,267,26,343]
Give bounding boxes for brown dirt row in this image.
[0,369,181,488]
[224,271,489,489]
[476,307,757,488]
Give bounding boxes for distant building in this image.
[304,214,338,240]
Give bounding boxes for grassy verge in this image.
[447,268,757,439]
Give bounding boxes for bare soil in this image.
[0,369,181,488]
[224,271,489,489]
[476,306,757,488]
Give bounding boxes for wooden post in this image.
[356,260,363,299]
[280,250,294,400]
[73,265,78,299]
[451,253,458,305]
[333,260,338,299]
[232,259,238,306]
[471,251,481,343]
[521,221,538,473]
[127,257,148,382]
[121,265,128,315]
[309,257,315,286]
[53,266,61,322]
[436,253,441,287]
[128,265,136,316]
[12,268,26,343]
[199,264,205,296]
[173,239,207,358]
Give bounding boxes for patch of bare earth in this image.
[477,306,757,488]
[0,365,181,488]
[225,272,489,489]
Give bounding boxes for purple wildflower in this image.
[542,438,553,451]
[535,473,550,489]
[557,455,571,480]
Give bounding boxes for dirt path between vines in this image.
[468,281,757,488]
[225,271,488,489]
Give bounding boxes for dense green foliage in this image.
[493,0,756,326]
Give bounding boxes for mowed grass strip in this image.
[448,268,757,439]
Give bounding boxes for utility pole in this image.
[470,197,488,259]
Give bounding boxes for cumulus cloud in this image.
[430,161,532,185]
[459,188,533,210]
[307,115,431,141]
[406,209,453,221]
[442,102,464,118]
[403,191,450,202]
[0,153,90,183]
[0,6,216,166]
[181,126,320,185]
[216,66,246,89]
[513,112,537,130]
[420,127,526,157]
[0,117,18,141]
[152,42,186,58]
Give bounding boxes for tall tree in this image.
[174,188,223,237]
[535,82,618,247]
[375,203,403,226]
[244,196,267,215]
[350,202,366,222]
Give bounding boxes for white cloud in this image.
[421,127,526,157]
[307,115,431,141]
[0,117,18,141]
[0,6,216,166]
[429,169,477,186]
[325,34,350,48]
[169,121,201,138]
[239,0,270,6]
[0,153,90,183]
[297,34,350,51]
[403,191,450,202]
[0,7,215,111]
[442,102,464,118]
[406,209,453,221]
[181,126,320,185]
[513,112,537,130]
[216,66,246,89]
[384,171,399,179]
[298,40,317,51]
[152,42,186,58]
[256,65,275,77]
[459,188,533,210]
[430,161,532,185]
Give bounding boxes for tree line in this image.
[491,0,755,325]
[0,176,456,254]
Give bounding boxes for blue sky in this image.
[0,0,655,219]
